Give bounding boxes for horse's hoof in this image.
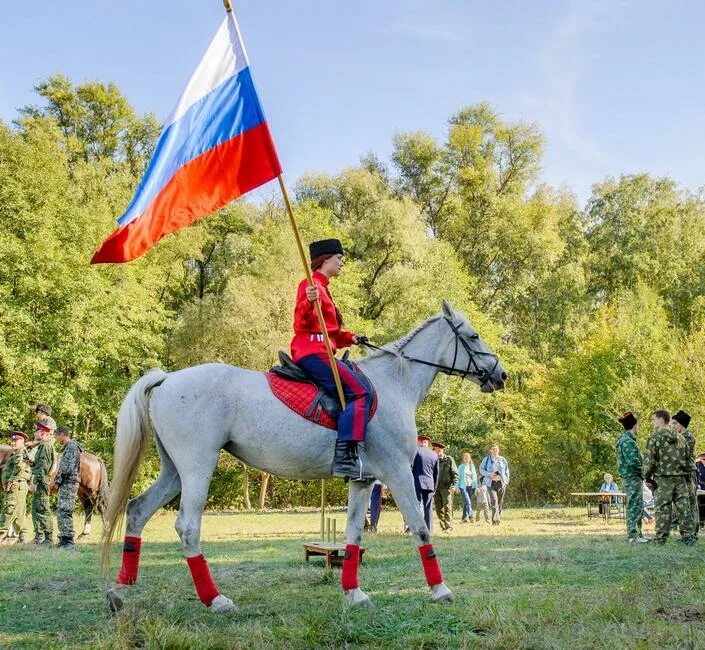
[209,594,237,614]
[431,582,454,603]
[344,588,373,608]
[107,587,125,613]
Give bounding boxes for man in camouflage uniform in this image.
[0,432,31,545]
[34,403,57,432]
[432,442,459,533]
[672,410,698,535]
[643,410,696,545]
[28,421,56,545]
[616,412,649,543]
[54,426,82,549]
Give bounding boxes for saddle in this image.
[266,351,377,430]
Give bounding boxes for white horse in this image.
[102,301,507,613]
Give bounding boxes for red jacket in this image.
[290,271,356,361]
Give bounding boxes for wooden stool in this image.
[303,542,366,568]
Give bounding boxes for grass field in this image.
[0,506,703,649]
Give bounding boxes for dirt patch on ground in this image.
[654,606,705,622]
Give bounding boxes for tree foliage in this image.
[1,76,703,506]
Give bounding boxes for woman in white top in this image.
[456,452,478,522]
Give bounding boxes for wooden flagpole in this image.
[222,0,347,409]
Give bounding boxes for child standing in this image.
[474,484,491,523]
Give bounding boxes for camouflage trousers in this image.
[434,489,454,531]
[0,481,29,538]
[57,481,79,539]
[688,474,699,535]
[623,477,643,540]
[670,474,700,535]
[654,475,696,542]
[31,480,53,535]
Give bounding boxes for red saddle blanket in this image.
[266,372,378,430]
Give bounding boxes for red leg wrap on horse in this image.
[116,536,141,585]
[419,544,443,586]
[186,554,220,606]
[341,544,360,590]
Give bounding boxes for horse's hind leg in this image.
[107,442,182,613]
[342,480,375,607]
[383,467,454,603]
[114,440,181,586]
[174,453,235,614]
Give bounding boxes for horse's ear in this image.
[441,300,454,319]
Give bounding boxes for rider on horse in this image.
[291,238,373,480]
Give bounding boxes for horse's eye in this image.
[469,334,479,341]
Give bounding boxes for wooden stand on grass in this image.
[303,515,366,568]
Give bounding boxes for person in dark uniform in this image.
[412,435,439,533]
[431,442,459,533]
[696,451,705,523]
[55,426,82,549]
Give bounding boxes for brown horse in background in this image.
[0,445,109,536]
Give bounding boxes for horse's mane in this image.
[366,313,443,359]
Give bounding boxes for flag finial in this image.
[223,0,233,13]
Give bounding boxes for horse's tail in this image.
[100,369,167,575]
[95,458,110,515]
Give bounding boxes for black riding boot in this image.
[332,441,374,481]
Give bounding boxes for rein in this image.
[361,317,499,382]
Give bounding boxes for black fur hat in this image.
[309,239,343,261]
[618,412,638,430]
[672,410,691,429]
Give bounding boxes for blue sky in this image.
[1,0,704,204]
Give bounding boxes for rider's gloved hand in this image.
[354,335,370,346]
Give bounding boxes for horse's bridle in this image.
[362,317,500,384]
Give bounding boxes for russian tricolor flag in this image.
[92,12,281,264]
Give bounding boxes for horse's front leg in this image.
[80,493,93,536]
[342,479,375,607]
[384,468,454,603]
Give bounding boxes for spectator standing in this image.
[28,421,55,545]
[474,484,491,523]
[644,410,696,545]
[54,426,82,549]
[456,452,478,523]
[432,442,459,533]
[671,410,698,535]
[479,444,510,525]
[615,412,648,542]
[412,435,438,533]
[0,432,31,545]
